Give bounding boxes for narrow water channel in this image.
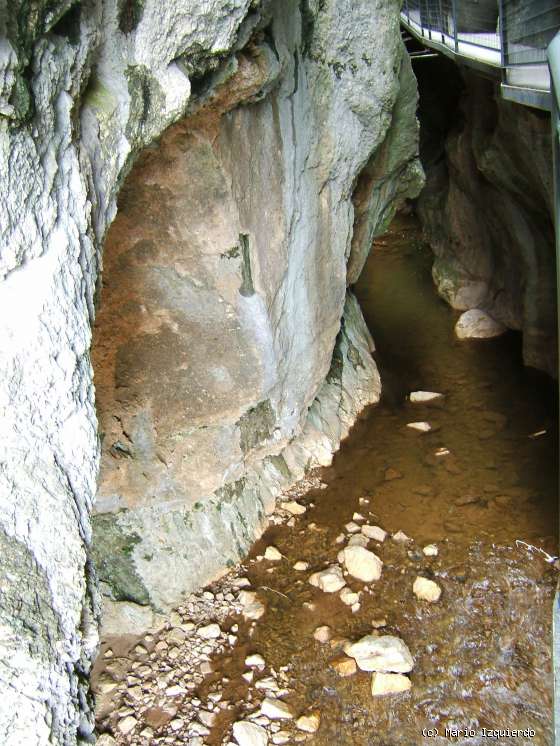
[206,213,558,744]
[96,214,558,745]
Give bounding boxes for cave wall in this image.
[415,60,557,376]
[0,1,421,743]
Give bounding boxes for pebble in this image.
[296,712,321,733]
[117,716,137,735]
[239,591,266,620]
[345,521,361,533]
[422,544,439,556]
[330,657,357,677]
[197,623,221,639]
[362,525,387,542]
[384,467,402,481]
[335,533,345,543]
[371,618,387,629]
[340,546,382,583]
[293,561,309,571]
[309,565,346,593]
[313,626,331,643]
[406,421,431,432]
[245,654,266,669]
[340,587,360,606]
[435,447,450,456]
[345,635,414,673]
[409,391,443,402]
[413,576,442,602]
[371,672,412,696]
[260,697,293,720]
[264,546,282,561]
[272,733,291,745]
[392,530,411,543]
[232,721,268,746]
[283,501,306,515]
[348,534,369,547]
[359,497,370,505]
[352,512,366,521]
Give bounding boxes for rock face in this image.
[415,59,556,376]
[0,1,421,741]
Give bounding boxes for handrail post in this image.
[547,29,560,744]
[498,0,506,69]
[451,0,459,53]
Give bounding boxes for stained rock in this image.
[345,635,414,673]
[308,565,346,593]
[340,546,382,582]
[384,467,402,481]
[371,672,411,696]
[413,576,442,602]
[455,309,506,339]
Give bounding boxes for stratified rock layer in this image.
[0,1,421,742]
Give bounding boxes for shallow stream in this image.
[96,214,558,746]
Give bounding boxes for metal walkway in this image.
[401,0,560,110]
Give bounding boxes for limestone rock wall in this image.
[0,1,421,742]
[415,61,556,376]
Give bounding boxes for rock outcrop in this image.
[0,1,421,742]
[415,60,556,376]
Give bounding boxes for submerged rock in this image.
[345,635,414,673]
[296,712,321,733]
[239,591,266,621]
[371,672,411,696]
[409,391,444,403]
[423,544,439,557]
[406,421,432,432]
[340,546,382,583]
[413,576,442,602]
[362,525,387,542]
[313,626,332,643]
[264,546,282,561]
[309,566,346,593]
[330,657,357,677]
[455,309,506,339]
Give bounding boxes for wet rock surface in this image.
[95,216,557,745]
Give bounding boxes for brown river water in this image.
[96,214,558,745]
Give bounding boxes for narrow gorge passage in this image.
[94,214,557,746]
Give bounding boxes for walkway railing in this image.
[401,0,560,109]
[548,28,560,741]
